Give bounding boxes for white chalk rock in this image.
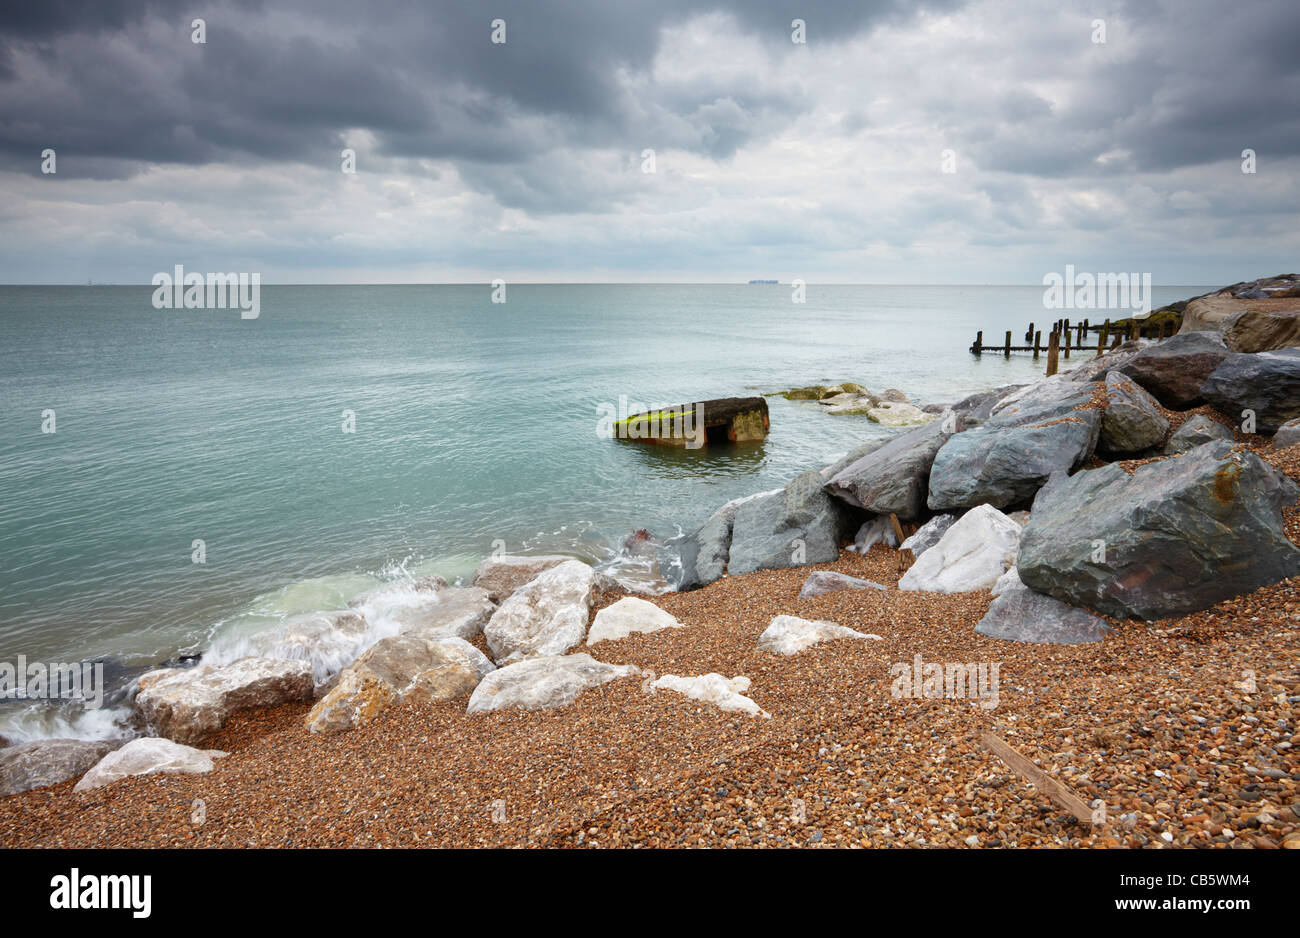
[134,657,314,745]
[651,673,771,718]
[73,737,227,792]
[483,560,595,664]
[898,504,1020,593]
[466,654,639,713]
[586,597,682,645]
[472,554,575,603]
[757,614,882,656]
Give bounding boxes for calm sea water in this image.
[0,284,1202,713]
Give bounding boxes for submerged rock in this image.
[0,739,120,796]
[1201,347,1300,434]
[483,560,596,664]
[466,654,639,713]
[587,597,682,644]
[1018,441,1300,620]
[898,504,1020,593]
[472,554,574,604]
[757,614,882,655]
[650,673,770,718]
[865,401,936,427]
[975,582,1112,644]
[135,657,314,745]
[798,571,886,598]
[1163,414,1233,455]
[73,737,227,792]
[727,470,854,576]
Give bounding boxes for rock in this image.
[898,504,1020,593]
[1101,371,1169,453]
[466,654,639,713]
[865,401,936,426]
[73,737,227,792]
[472,554,574,604]
[825,420,952,520]
[990,374,1092,419]
[991,566,1022,596]
[899,513,956,558]
[772,383,865,401]
[798,571,886,598]
[0,739,120,796]
[1179,294,1253,333]
[881,389,909,403]
[819,438,891,480]
[1275,418,1300,449]
[975,582,1113,644]
[135,657,314,745]
[1201,347,1300,434]
[757,614,882,655]
[1223,308,1300,353]
[727,470,854,576]
[306,635,494,733]
[621,529,659,558]
[650,673,771,718]
[483,560,596,664]
[927,393,1101,510]
[659,491,780,590]
[1163,415,1233,455]
[950,385,1026,426]
[821,392,880,415]
[1018,441,1300,619]
[850,516,899,552]
[586,597,682,644]
[204,609,370,687]
[1117,331,1230,408]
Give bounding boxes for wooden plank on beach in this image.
[980,733,1095,825]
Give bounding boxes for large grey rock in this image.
[73,737,227,792]
[1201,347,1300,434]
[1117,331,1230,409]
[927,393,1102,510]
[1223,307,1300,353]
[466,654,639,713]
[0,738,120,796]
[798,571,886,597]
[135,657,315,745]
[1019,441,1300,620]
[727,470,854,576]
[472,555,574,604]
[659,491,778,590]
[825,420,952,520]
[483,560,595,664]
[898,504,1021,593]
[305,635,495,733]
[975,582,1113,644]
[1163,415,1233,455]
[899,513,956,558]
[819,438,891,480]
[1274,418,1300,449]
[1100,371,1169,453]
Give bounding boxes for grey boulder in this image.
[1100,371,1169,454]
[1018,441,1300,620]
[975,582,1112,644]
[727,470,854,576]
[1116,331,1230,409]
[927,393,1102,510]
[1163,415,1233,455]
[1274,418,1300,449]
[1201,347,1300,434]
[825,420,953,520]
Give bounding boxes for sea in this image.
[0,283,1207,740]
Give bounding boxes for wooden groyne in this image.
[969,311,1183,375]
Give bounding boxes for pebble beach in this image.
[4,426,1298,850]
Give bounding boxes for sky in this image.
[0,0,1296,284]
